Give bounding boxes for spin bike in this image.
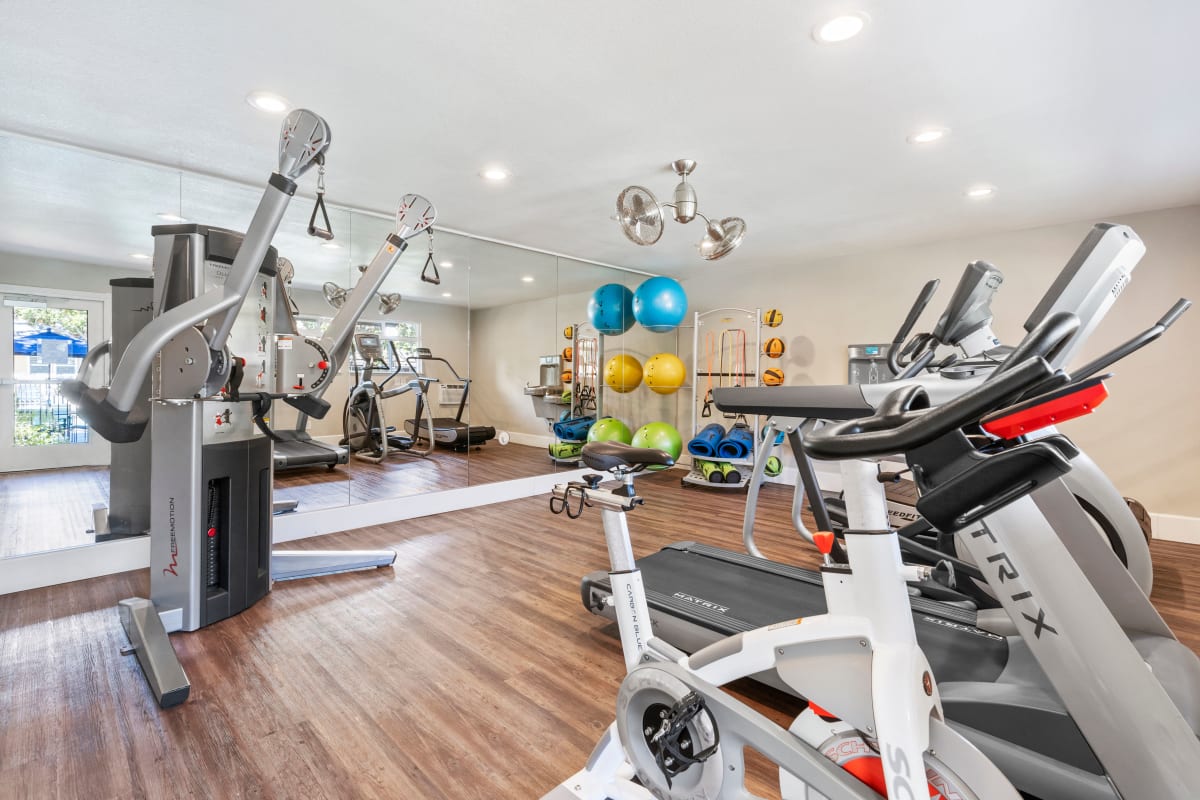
[547,351,1200,799]
[342,331,435,462]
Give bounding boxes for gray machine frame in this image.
[66,111,438,707]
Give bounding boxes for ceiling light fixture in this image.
[321,241,342,249]
[965,184,997,199]
[521,276,535,283]
[908,127,950,145]
[813,12,869,43]
[481,166,511,181]
[439,261,454,268]
[130,253,151,260]
[156,212,188,222]
[442,292,452,298]
[245,91,290,114]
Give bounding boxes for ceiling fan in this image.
[616,159,746,261]
[322,277,403,315]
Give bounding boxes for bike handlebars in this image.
[803,356,1054,460]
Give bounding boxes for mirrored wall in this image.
[0,133,646,560]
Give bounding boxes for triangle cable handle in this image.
[421,230,441,285]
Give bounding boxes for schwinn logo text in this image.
[673,592,729,614]
[971,526,1058,638]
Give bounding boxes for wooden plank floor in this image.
[0,442,556,557]
[1,472,1198,799]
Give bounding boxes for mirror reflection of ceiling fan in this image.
[322,274,403,315]
[615,159,746,260]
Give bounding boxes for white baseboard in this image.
[1150,513,1200,545]
[314,433,343,444]
[503,430,554,448]
[0,469,588,596]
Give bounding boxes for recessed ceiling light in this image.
[908,127,950,145]
[245,91,290,113]
[440,261,454,268]
[442,292,452,297]
[965,184,997,199]
[156,212,188,222]
[813,12,869,43]
[521,276,535,283]
[481,166,511,182]
[321,241,342,249]
[130,253,151,260]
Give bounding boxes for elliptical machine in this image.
[342,331,435,462]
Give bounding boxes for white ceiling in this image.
[2,0,1199,286]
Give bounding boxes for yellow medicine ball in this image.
[562,346,573,363]
[763,367,785,386]
[604,353,643,393]
[563,325,574,340]
[763,337,786,358]
[643,352,687,395]
[562,369,573,384]
[763,309,784,328]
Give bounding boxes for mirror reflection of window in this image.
[294,314,422,373]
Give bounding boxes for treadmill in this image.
[404,347,495,451]
[272,417,349,470]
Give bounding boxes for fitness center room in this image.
[2,3,1198,799]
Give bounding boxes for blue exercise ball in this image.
[633,276,688,333]
[588,283,635,335]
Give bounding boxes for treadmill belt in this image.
[596,542,1009,685]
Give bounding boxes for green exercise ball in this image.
[631,421,683,470]
[587,417,633,445]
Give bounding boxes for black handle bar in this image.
[987,311,1079,381]
[804,357,1053,460]
[1069,298,1191,384]
[888,279,940,375]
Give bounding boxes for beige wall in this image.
[0,251,146,293]
[679,204,1200,516]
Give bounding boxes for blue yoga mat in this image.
[553,416,595,442]
[688,423,727,457]
[717,425,754,459]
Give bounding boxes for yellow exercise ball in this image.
[604,353,643,393]
[643,352,687,395]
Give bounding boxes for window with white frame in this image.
[293,315,421,373]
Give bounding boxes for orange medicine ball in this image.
[763,337,786,358]
[763,367,784,386]
[562,346,573,362]
[561,369,573,384]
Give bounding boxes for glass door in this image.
[1,293,108,471]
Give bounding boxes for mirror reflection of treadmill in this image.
[403,348,496,451]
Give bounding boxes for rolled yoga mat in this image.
[697,459,724,483]
[717,425,754,459]
[553,416,595,442]
[687,423,727,458]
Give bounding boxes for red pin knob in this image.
[317,360,328,370]
[813,530,836,556]
[207,527,217,538]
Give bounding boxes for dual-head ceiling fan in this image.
[322,266,403,315]
[616,159,746,260]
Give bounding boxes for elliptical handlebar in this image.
[1069,298,1191,384]
[887,278,940,376]
[804,356,1054,460]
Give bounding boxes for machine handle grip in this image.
[1158,298,1192,329]
[803,357,1053,460]
[888,279,940,375]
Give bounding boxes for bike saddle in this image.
[582,441,675,473]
